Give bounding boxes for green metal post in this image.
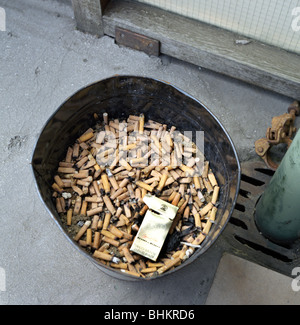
[255,129,300,244]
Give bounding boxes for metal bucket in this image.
[31,75,241,280]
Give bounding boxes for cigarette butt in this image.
[54,175,64,188]
[192,207,217,246]
[146,262,164,268]
[86,228,92,246]
[139,204,148,216]
[135,180,154,192]
[123,247,135,264]
[200,202,213,217]
[117,191,129,202]
[130,157,146,165]
[103,212,111,230]
[108,175,119,191]
[142,165,156,177]
[92,231,101,250]
[84,196,102,203]
[101,229,117,240]
[144,176,159,184]
[75,156,88,169]
[192,206,202,228]
[76,179,90,187]
[183,205,190,220]
[179,164,195,176]
[78,131,94,143]
[118,177,129,188]
[179,183,185,197]
[179,177,192,184]
[72,185,83,196]
[193,176,201,190]
[203,177,213,194]
[72,143,80,158]
[103,195,116,214]
[141,267,157,274]
[66,209,73,226]
[52,182,63,193]
[211,186,220,205]
[59,161,73,168]
[168,191,177,202]
[116,214,130,227]
[120,269,140,277]
[101,173,111,194]
[93,250,113,261]
[58,167,76,174]
[97,219,103,230]
[73,170,89,178]
[74,220,91,241]
[65,147,73,163]
[102,236,120,247]
[197,190,205,203]
[156,172,168,193]
[79,200,87,216]
[110,187,126,200]
[127,184,135,199]
[119,158,132,171]
[103,112,108,124]
[109,225,124,238]
[123,203,131,219]
[79,240,88,247]
[177,198,188,214]
[96,131,106,144]
[171,192,181,206]
[73,196,82,215]
[164,132,173,148]
[118,229,133,240]
[110,263,128,269]
[56,197,63,213]
[139,113,145,135]
[97,148,114,158]
[91,215,100,230]
[121,143,137,151]
[202,161,209,178]
[157,257,181,274]
[208,172,218,187]
[141,188,147,199]
[135,188,142,201]
[86,206,103,217]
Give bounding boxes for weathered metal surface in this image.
[115,27,160,56]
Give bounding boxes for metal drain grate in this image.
[219,159,300,277]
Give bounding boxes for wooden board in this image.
[102,0,300,100]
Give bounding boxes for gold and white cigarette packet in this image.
[130,194,178,261]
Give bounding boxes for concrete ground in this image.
[0,0,300,305]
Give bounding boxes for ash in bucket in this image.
[51,112,220,278]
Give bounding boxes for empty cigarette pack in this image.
[130,194,179,261]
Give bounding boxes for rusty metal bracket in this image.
[115,27,160,56]
[255,101,299,170]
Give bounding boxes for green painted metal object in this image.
[255,129,300,244]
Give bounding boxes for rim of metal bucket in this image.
[31,75,241,281]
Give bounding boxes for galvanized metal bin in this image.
[31,75,241,280]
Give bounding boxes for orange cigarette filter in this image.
[139,113,145,135]
[66,209,73,226]
[135,181,153,192]
[74,220,91,241]
[101,173,111,194]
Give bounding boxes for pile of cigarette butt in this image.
[51,112,220,278]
